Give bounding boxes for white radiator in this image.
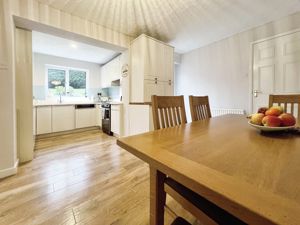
[211,108,245,117]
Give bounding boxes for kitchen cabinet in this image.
[35,104,98,135]
[130,34,174,102]
[101,55,121,88]
[36,106,52,134]
[128,105,153,136]
[110,56,121,81]
[96,104,102,127]
[165,80,174,96]
[144,80,165,102]
[101,64,110,88]
[75,107,96,129]
[111,104,122,136]
[52,105,75,132]
[33,107,36,135]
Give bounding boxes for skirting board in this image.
[0,159,19,179]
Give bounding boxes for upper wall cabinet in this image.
[130,34,174,102]
[101,55,121,88]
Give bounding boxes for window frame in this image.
[45,64,89,97]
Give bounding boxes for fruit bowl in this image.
[248,121,295,132]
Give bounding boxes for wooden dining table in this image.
[117,115,300,225]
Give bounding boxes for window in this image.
[46,65,88,97]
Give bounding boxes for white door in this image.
[252,31,300,112]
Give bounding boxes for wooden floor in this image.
[0,129,197,225]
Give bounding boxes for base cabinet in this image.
[75,108,96,129]
[36,106,52,135]
[96,105,102,127]
[35,104,98,135]
[128,105,153,136]
[52,106,75,132]
[111,105,123,136]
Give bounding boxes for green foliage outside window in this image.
[47,67,87,97]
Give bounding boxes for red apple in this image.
[278,113,296,127]
[257,107,268,114]
[265,106,283,117]
[262,115,282,127]
[250,113,265,125]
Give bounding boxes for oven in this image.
[101,103,112,135]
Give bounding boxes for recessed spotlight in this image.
[70,43,77,49]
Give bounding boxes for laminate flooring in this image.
[0,129,197,225]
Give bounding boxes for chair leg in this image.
[171,217,192,225]
[150,167,166,225]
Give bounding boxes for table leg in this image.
[150,167,166,225]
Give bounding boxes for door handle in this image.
[253,90,261,97]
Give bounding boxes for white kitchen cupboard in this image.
[33,107,36,136]
[110,56,121,81]
[36,106,52,134]
[52,105,75,132]
[96,105,102,127]
[130,34,174,102]
[111,104,122,136]
[101,55,121,88]
[101,64,110,88]
[75,108,96,128]
[144,80,165,102]
[165,80,174,96]
[128,105,153,136]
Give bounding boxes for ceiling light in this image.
[70,43,77,49]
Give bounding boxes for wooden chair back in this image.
[269,94,300,121]
[151,95,187,130]
[189,95,212,121]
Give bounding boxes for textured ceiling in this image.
[37,0,300,52]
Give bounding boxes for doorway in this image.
[252,30,300,112]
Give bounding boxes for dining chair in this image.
[151,95,187,130]
[171,217,191,225]
[151,95,246,225]
[269,94,300,121]
[189,95,211,121]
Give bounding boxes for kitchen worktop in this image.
[33,101,123,107]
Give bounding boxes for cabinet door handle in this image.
[168,80,171,85]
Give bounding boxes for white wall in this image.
[33,53,101,100]
[0,0,18,178]
[176,11,300,121]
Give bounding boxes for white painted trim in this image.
[251,28,300,45]
[249,28,300,113]
[0,159,19,179]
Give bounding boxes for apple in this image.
[257,107,268,114]
[262,115,282,127]
[265,106,284,117]
[278,113,296,127]
[250,113,265,125]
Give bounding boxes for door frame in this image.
[249,27,300,113]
